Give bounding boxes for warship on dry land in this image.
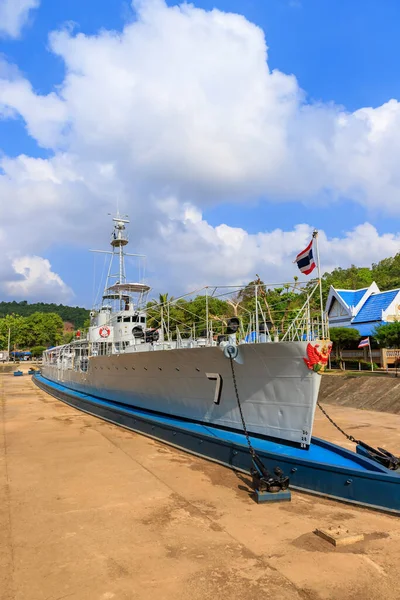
[34,215,400,514]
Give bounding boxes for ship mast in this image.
[109,214,129,306]
[90,213,147,311]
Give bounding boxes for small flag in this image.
[295,239,316,275]
[358,337,370,348]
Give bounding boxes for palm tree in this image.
[147,293,175,335]
[158,293,171,306]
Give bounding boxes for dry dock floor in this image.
[1,370,400,600]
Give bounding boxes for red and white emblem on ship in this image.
[304,341,332,373]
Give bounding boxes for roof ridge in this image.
[371,287,400,295]
[335,287,369,292]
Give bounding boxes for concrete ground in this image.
[1,370,400,600]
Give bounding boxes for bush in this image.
[374,321,400,348]
[329,358,379,370]
[30,346,46,358]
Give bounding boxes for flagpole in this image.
[312,229,325,339]
[368,337,374,372]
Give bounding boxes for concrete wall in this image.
[320,374,400,414]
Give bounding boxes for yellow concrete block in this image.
[314,526,364,547]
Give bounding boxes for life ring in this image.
[99,326,111,338]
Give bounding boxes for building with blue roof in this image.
[326,282,400,337]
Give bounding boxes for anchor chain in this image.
[317,401,400,471]
[317,401,357,443]
[229,355,254,456]
[228,354,289,493]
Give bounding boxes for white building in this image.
[326,282,400,336]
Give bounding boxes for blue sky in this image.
[0,0,399,306]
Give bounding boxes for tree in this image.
[0,300,89,328]
[329,327,360,368]
[0,312,64,349]
[321,252,400,301]
[0,315,27,350]
[146,293,178,332]
[62,331,76,345]
[21,312,63,347]
[374,322,400,348]
[31,346,46,357]
[146,294,231,337]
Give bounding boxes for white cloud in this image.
[0,77,68,146]
[143,208,400,292]
[0,0,399,301]
[3,256,73,303]
[0,0,398,210]
[0,0,40,39]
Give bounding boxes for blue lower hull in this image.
[33,373,400,515]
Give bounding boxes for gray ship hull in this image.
[42,341,321,446]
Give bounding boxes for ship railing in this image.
[281,282,328,342]
[146,280,326,346]
[43,341,90,369]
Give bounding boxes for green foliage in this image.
[374,321,400,348]
[62,331,76,345]
[0,315,27,350]
[230,278,305,334]
[0,300,89,328]
[329,358,378,371]
[145,280,316,338]
[0,312,64,350]
[146,293,231,336]
[30,346,46,357]
[329,327,361,344]
[24,312,64,347]
[321,252,400,301]
[329,327,360,357]
[186,296,231,334]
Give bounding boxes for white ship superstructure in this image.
[42,214,330,448]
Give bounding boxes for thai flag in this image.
[358,337,370,348]
[295,239,316,275]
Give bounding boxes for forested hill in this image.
[322,253,400,297]
[0,301,89,329]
